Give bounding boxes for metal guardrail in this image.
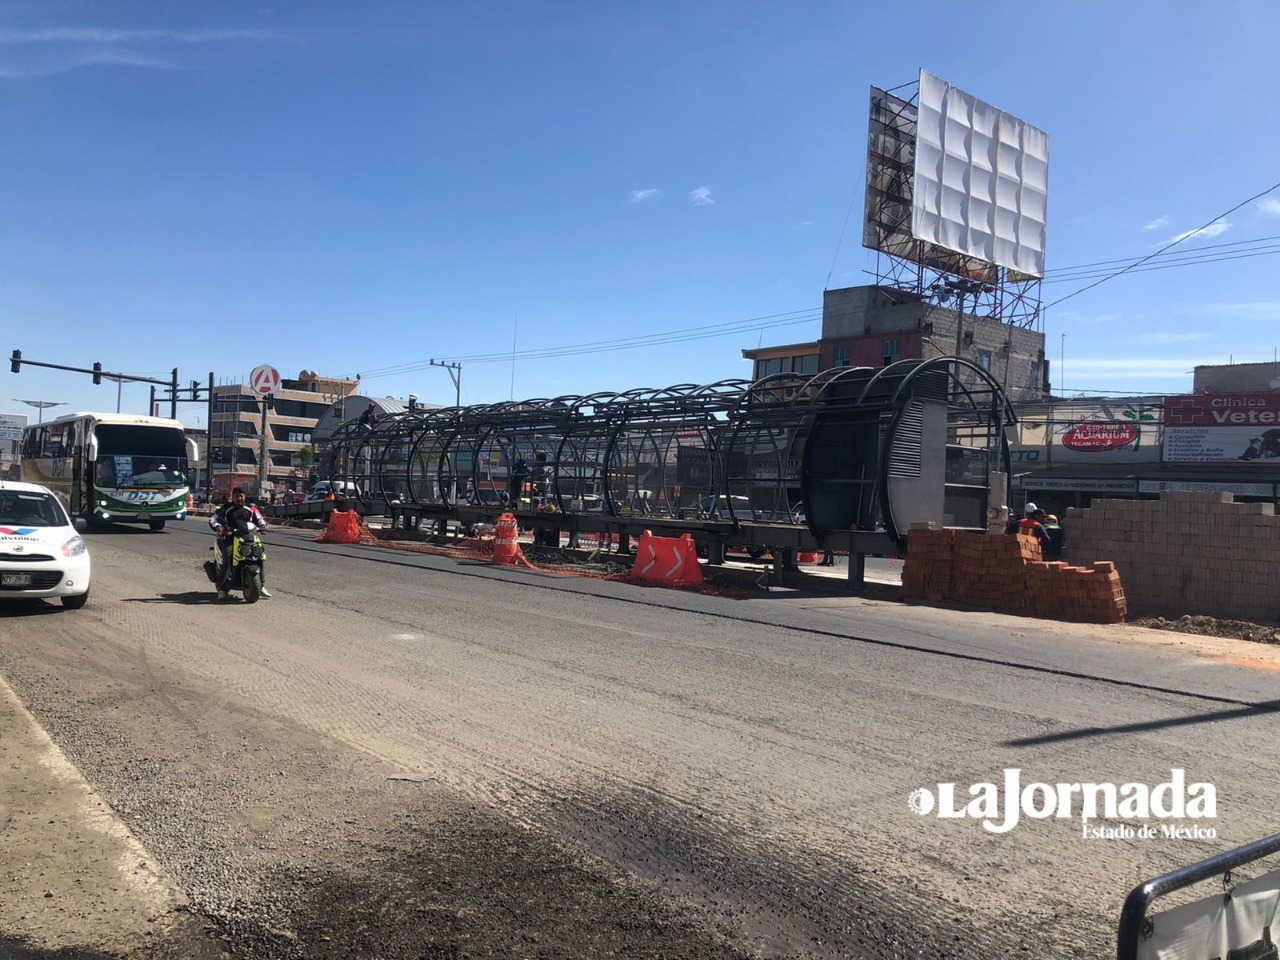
[1117,832,1280,960]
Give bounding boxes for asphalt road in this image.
[2,521,1279,959]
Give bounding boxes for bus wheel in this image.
[148,519,166,532]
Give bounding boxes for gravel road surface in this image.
[2,522,1278,959]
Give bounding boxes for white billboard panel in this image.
[862,87,997,283]
[912,69,1050,278]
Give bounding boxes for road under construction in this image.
[268,356,1016,587]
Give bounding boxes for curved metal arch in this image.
[873,356,1016,546]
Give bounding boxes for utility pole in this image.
[429,359,462,408]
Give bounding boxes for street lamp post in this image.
[13,399,66,424]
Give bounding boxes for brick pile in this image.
[1062,491,1279,621]
[902,527,1127,624]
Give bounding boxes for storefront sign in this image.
[1137,479,1275,497]
[1020,476,1137,494]
[1060,422,1138,451]
[1161,394,1280,463]
[1164,426,1280,463]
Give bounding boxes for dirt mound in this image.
[1133,614,1280,645]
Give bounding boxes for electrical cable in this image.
[1046,180,1280,309]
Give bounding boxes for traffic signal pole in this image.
[10,350,179,412]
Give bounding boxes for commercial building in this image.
[742,285,1049,404]
[1007,369,1280,514]
[210,370,361,496]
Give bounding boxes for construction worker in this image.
[1017,505,1050,553]
[1041,513,1065,560]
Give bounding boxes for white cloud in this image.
[1142,215,1170,231]
[793,220,813,231]
[1168,219,1230,244]
[1258,198,1280,216]
[1195,301,1280,322]
[0,27,271,43]
[1064,358,1197,377]
[1143,331,1211,344]
[0,48,182,78]
[688,186,714,207]
[628,188,660,203]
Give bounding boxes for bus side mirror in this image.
[86,436,99,462]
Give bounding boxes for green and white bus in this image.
[21,412,198,531]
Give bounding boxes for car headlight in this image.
[62,535,87,558]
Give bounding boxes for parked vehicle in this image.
[305,481,361,502]
[0,481,91,609]
[281,491,306,505]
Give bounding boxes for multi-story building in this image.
[210,370,360,496]
[742,284,1049,403]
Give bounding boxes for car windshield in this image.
[0,490,65,528]
[96,455,188,490]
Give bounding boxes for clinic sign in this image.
[1163,394,1280,463]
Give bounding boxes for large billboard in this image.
[1162,393,1280,463]
[862,85,997,284]
[912,69,1050,278]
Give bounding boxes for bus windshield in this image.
[94,425,188,490]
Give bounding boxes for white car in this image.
[0,481,92,609]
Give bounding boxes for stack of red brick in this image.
[902,528,1126,624]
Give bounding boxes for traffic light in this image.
[9,349,19,373]
[92,362,102,385]
[265,393,275,410]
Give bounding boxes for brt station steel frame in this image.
[307,357,1015,588]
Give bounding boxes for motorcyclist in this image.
[210,487,271,600]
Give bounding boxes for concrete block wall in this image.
[1061,491,1279,621]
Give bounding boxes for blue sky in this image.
[3,0,1279,426]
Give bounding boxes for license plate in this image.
[1,573,33,586]
[138,513,150,520]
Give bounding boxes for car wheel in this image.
[62,588,89,610]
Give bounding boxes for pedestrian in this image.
[361,402,377,432]
[1041,513,1065,561]
[509,457,529,505]
[1017,506,1051,554]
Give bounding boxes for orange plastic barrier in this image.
[492,513,520,565]
[630,532,703,586]
[316,508,363,544]
[797,551,820,564]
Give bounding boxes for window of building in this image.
[756,357,786,378]
[793,354,819,376]
[882,339,901,367]
[976,348,992,372]
[1029,360,1042,389]
[833,345,851,367]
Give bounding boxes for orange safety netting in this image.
[313,514,751,597]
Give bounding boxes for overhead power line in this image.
[1046,180,1280,309]
[360,205,1280,380]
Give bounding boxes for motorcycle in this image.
[203,521,267,603]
